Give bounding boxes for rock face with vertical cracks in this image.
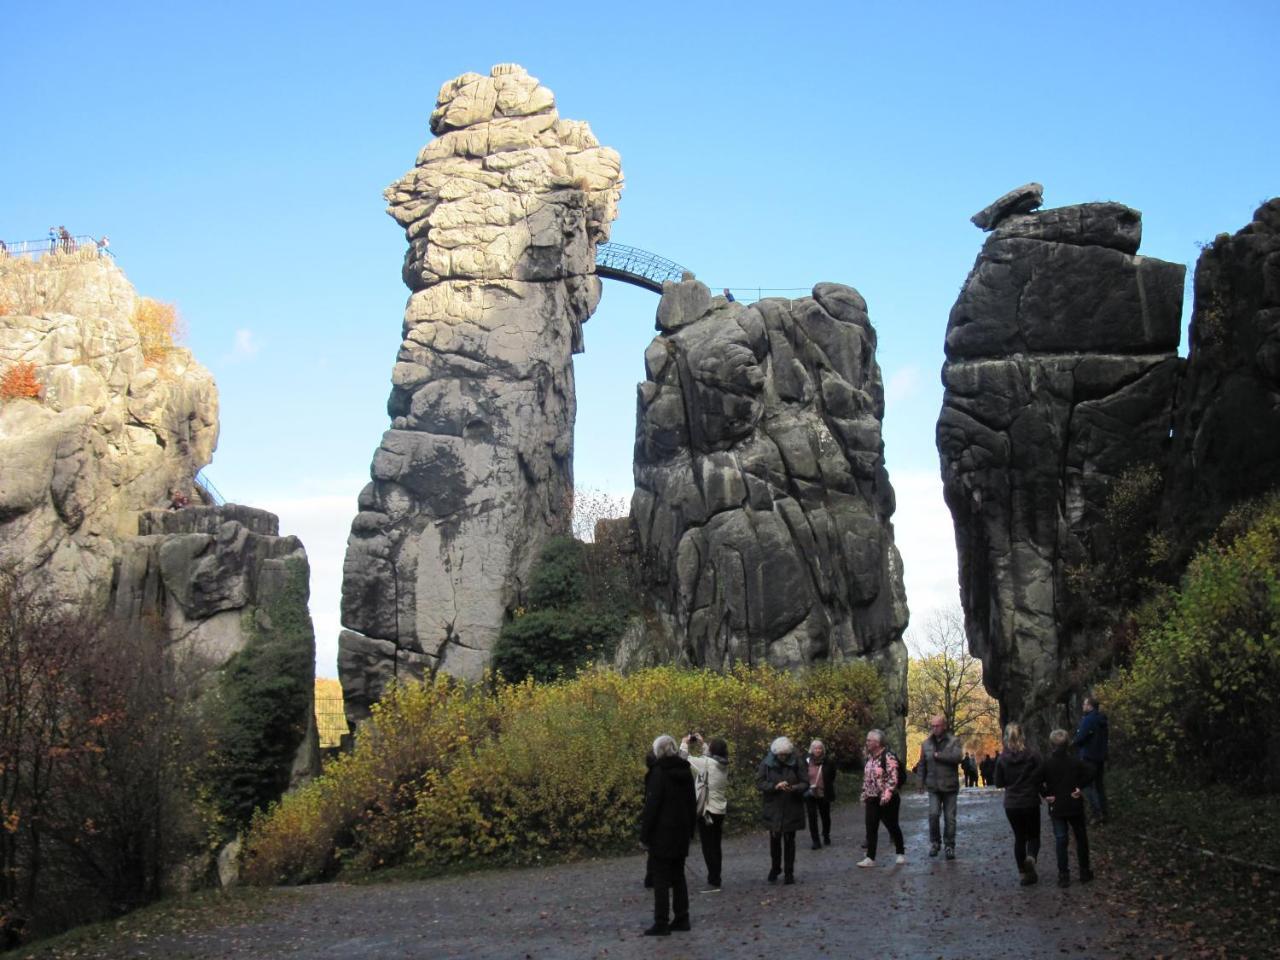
[339,65,623,722]
[938,189,1185,734]
[633,278,909,717]
[1162,199,1280,556]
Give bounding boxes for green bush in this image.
[492,537,631,683]
[240,662,883,886]
[202,559,314,827]
[1100,492,1280,790]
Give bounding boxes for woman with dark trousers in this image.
[681,734,730,889]
[995,722,1045,885]
[1040,728,1095,886]
[640,734,697,935]
[804,739,837,849]
[857,729,905,866]
[756,736,807,884]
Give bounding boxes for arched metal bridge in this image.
[595,242,690,293]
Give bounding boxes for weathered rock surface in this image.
[939,190,1185,734]
[0,252,317,808]
[340,65,623,721]
[1162,198,1280,555]
[633,279,908,714]
[0,254,218,604]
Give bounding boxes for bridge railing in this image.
[1,236,112,260]
[194,470,225,506]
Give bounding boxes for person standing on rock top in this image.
[918,714,964,859]
[639,734,697,936]
[756,736,807,884]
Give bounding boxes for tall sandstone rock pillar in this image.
[632,279,909,728]
[938,185,1185,736]
[339,65,623,721]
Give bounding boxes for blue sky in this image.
[4,1,1277,674]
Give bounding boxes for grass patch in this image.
[15,889,269,960]
[1096,768,1280,959]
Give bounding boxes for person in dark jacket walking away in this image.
[857,729,906,867]
[639,734,697,935]
[756,736,807,884]
[804,739,837,849]
[919,714,964,858]
[1073,695,1110,824]
[1040,728,1095,887]
[980,753,996,787]
[995,722,1044,885]
[641,747,656,889]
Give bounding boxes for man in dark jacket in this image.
[640,734,697,936]
[1040,728,1095,887]
[918,715,964,858]
[1073,696,1110,823]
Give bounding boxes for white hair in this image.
[809,739,825,753]
[866,729,884,746]
[652,734,678,759]
[771,736,794,755]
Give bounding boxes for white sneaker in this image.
[856,857,875,868]
[895,854,907,865]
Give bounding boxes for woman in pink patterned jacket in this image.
[857,729,906,867]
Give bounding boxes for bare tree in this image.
[906,607,999,740]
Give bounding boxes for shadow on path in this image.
[115,789,1166,959]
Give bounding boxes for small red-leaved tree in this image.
[0,363,41,401]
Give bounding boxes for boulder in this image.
[970,182,1044,231]
[938,190,1185,737]
[634,281,908,731]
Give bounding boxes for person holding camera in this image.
[640,734,697,935]
[756,735,807,884]
[680,733,729,890]
[803,740,836,849]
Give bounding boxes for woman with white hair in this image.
[755,735,807,884]
[804,739,837,849]
[639,734,697,935]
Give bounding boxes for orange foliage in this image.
[131,298,181,363]
[0,362,41,401]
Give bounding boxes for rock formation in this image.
[339,65,623,721]
[1162,198,1280,555]
[633,278,909,708]
[0,252,218,601]
[938,185,1186,733]
[0,250,316,810]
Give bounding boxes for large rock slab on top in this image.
[1161,198,1280,557]
[339,65,623,723]
[938,189,1185,737]
[633,278,908,719]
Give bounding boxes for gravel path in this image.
[107,789,1168,959]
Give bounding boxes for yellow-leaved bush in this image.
[241,663,882,885]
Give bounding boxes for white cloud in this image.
[889,469,961,637]
[884,365,921,406]
[231,328,260,359]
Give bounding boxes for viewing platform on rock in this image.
[594,242,804,303]
[1,235,113,261]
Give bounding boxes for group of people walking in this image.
[638,697,1110,936]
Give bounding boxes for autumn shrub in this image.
[130,298,180,363]
[241,661,883,886]
[1099,491,1280,791]
[0,362,41,401]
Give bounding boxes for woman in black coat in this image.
[756,735,807,884]
[640,734,697,936]
[803,739,837,849]
[994,722,1044,885]
[1040,728,1095,886]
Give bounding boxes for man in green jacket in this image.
[918,715,964,859]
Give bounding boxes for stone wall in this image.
[339,65,623,722]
